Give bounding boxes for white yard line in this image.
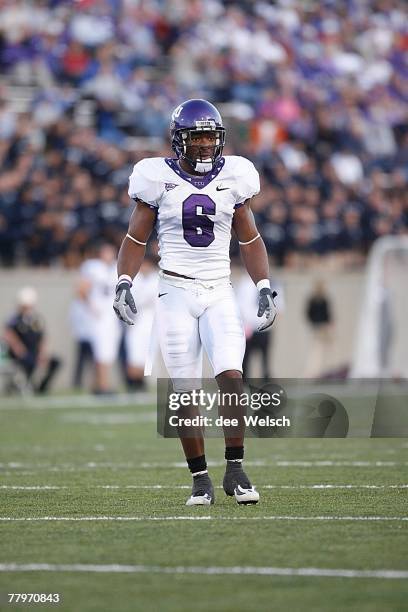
[274,461,401,467]
[0,563,407,579]
[98,483,408,490]
[0,486,67,490]
[0,515,406,522]
[0,462,137,471]
[59,412,155,424]
[1,484,407,491]
[262,484,408,489]
[0,393,155,410]
[1,460,407,472]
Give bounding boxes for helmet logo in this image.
[195,120,216,129]
[172,104,183,119]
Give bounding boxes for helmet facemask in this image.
[172,124,226,174]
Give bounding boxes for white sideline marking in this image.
[1,484,407,491]
[0,515,406,522]
[0,563,407,580]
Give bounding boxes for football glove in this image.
[113,280,137,325]
[257,288,277,332]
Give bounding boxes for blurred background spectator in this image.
[2,286,61,392]
[303,279,334,377]
[0,0,406,271]
[78,241,120,394]
[69,275,95,389]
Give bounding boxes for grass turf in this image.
[0,396,407,611]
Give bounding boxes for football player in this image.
[80,242,121,394]
[114,99,277,505]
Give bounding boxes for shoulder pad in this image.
[227,156,257,175]
[128,158,165,208]
[226,156,260,204]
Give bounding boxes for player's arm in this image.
[232,200,277,331]
[117,200,156,278]
[114,200,156,325]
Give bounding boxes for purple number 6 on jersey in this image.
[182,194,216,247]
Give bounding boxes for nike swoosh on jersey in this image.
[158,293,168,298]
[216,185,229,191]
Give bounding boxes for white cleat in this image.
[234,485,260,505]
[185,474,214,506]
[223,464,260,505]
[186,492,213,506]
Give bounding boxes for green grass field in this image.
[0,393,407,612]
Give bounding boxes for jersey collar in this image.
[165,157,225,190]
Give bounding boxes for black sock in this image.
[187,455,207,476]
[225,446,244,462]
[127,378,146,391]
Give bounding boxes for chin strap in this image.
[194,159,213,173]
[182,152,214,175]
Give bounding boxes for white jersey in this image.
[69,298,94,341]
[79,258,118,317]
[79,258,121,363]
[128,156,260,280]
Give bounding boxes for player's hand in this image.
[113,280,137,325]
[257,289,277,332]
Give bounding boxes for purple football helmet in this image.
[170,99,226,173]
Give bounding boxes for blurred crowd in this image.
[0,0,407,269]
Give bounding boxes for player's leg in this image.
[199,286,259,504]
[36,356,62,394]
[242,334,255,380]
[92,317,121,393]
[72,341,83,388]
[72,340,93,389]
[216,369,259,504]
[156,279,213,505]
[12,351,36,392]
[76,340,94,389]
[258,331,271,380]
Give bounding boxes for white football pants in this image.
[90,304,121,364]
[156,272,246,384]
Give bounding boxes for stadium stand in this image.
[0,0,406,270]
